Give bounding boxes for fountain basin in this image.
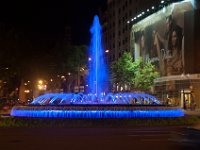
[11,105,184,118]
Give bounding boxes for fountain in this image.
[11,16,184,118]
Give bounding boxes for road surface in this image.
[0,127,200,150]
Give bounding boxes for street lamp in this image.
[105,49,109,53]
[38,80,43,85]
[37,80,47,91]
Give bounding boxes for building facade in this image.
[102,0,158,64]
[130,0,200,109]
[102,0,200,109]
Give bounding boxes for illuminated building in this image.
[102,0,158,64]
[130,0,200,109]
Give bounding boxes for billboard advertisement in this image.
[131,0,194,76]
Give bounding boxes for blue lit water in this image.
[10,15,184,118]
[30,93,160,105]
[11,108,184,118]
[87,15,108,96]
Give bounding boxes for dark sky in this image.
[0,0,107,45]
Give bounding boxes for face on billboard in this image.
[132,1,194,76]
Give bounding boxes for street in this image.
[0,126,200,150]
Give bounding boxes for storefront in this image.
[154,74,200,110]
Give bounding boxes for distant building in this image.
[101,0,200,110]
[102,0,157,64]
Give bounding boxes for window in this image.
[122,28,125,33]
[113,22,115,27]
[118,30,121,36]
[113,32,115,38]
[125,0,128,7]
[125,25,128,30]
[129,10,132,17]
[118,8,121,14]
[125,37,128,43]
[123,5,125,11]
[125,13,128,19]
[118,19,121,25]
[113,0,115,6]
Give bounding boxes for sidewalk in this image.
[184,110,200,130]
[184,110,200,117]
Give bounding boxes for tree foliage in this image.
[133,58,160,89]
[111,52,134,84]
[54,45,87,74]
[111,52,159,90]
[0,24,88,97]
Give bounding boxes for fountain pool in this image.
[11,15,184,118]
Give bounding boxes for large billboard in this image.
[131,0,195,76]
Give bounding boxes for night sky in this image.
[0,0,107,45]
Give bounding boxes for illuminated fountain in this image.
[11,16,184,118]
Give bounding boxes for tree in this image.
[133,58,160,89]
[111,52,159,91]
[66,45,87,73]
[111,52,135,89]
[0,27,32,98]
[65,45,87,87]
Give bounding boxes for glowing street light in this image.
[37,80,47,91]
[105,49,109,53]
[38,80,43,84]
[24,90,30,93]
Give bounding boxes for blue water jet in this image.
[87,15,108,97]
[10,15,184,118]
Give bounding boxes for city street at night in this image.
[1,1,200,150]
[0,126,200,150]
